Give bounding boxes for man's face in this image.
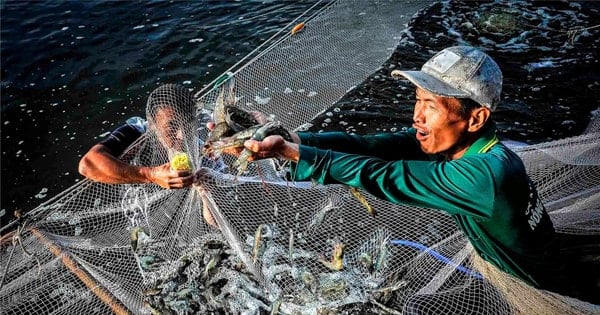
[153,106,184,151]
[412,87,470,159]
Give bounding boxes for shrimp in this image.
[233,121,292,176]
[349,187,377,217]
[319,242,345,271]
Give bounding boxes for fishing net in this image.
[1,1,599,314]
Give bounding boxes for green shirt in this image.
[293,125,557,287]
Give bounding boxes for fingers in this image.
[243,139,262,153]
[160,169,193,189]
[241,135,287,161]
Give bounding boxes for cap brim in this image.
[391,70,469,98]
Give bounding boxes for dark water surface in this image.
[1,0,323,226]
[310,1,600,141]
[1,1,599,227]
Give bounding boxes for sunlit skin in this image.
[79,106,193,189]
[413,87,475,160]
[241,87,490,162]
[152,106,185,152]
[153,107,218,227]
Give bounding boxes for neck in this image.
[443,131,482,161]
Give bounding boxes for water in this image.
[309,1,600,140]
[1,0,599,228]
[0,0,324,225]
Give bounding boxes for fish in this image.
[349,187,377,217]
[233,121,292,176]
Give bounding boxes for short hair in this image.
[146,84,196,123]
[457,98,483,117]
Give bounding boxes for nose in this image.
[413,102,424,124]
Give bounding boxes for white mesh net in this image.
[1,1,599,314]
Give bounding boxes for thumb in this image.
[244,139,261,152]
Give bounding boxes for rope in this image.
[0,211,42,290]
[30,227,130,314]
[198,4,299,29]
[193,0,336,101]
[0,180,92,235]
[0,234,16,289]
[391,239,482,279]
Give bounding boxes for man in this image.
[79,84,195,188]
[79,83,218,226]
[239,46,598,304]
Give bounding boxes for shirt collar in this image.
[463,122,499,156]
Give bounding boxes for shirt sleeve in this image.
[297,128,428,161]
[292,146,497,219]
[99,122,144,157]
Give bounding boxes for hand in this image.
[243,135,300,162]
[205,110,277,158]
[147,162,194,189]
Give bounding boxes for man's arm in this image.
[78,143,193,189]
[244,136,495,218]
[242,128,428,166]
[78,119,194,189]
[293,146,497,218]
[297,129,427,161]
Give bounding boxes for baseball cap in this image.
[391,46,502,110]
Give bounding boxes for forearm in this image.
[297,129,426,160]
[78,144,152,184]
[293,146,494,218]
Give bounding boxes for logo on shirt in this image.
[525,179,545,231]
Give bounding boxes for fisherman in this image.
[79,83,219,226]
[232,46,599,305]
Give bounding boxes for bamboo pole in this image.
[30,228,130,315]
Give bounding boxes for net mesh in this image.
[2,1,599,314]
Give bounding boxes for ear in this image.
[467,107,491,132]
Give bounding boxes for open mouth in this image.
[413,124,430,140]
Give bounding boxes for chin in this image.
[419,144,434,155]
